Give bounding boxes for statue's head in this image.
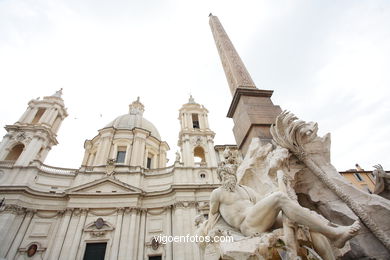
[217,163,238,191]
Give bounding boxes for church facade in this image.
[0,91,238,259]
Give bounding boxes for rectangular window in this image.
[149,256,162,260]
[116,146,127,163]
[192,114,200,129]
[354,173,363,182]
[147,157,152,169]
[83,243,107,260]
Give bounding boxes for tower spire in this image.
[209,14,256,95]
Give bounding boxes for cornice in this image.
[227,87,274,118]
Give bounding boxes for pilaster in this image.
[67,208,88,260]
[6,209,35,260]
[110,208,124,259]
[47,209,73,260]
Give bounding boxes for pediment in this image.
[67,177,143,195]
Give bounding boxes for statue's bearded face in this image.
[222,172,237,192]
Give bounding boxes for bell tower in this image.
[0,89,68,166]
[177,96,218,167]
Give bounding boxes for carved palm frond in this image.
[271,111,317,160]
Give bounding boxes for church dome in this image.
[105,114,161,140]
[104,98,161,140]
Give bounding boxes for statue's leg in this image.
[240,192,285,236]
[271,191,360,248]
[310,231,335,260]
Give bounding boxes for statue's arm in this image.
[209,189,220,216]
[205,189,220,234]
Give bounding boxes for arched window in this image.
[5,144,24,161]
[194,146,205,163]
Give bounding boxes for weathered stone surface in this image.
[271,111,390,258]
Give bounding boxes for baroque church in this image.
[0,85,239,260]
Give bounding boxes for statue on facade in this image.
[175,151,181,163]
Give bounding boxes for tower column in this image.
[18,107,32,123]
[25,108,38,123]
[48,108,59,125]
[15,137,44,166]
[0,135,12,159]
[39,108,52,124]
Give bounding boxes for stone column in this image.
[183,205,193,259]
[0,206,24,257]
[187,113,193,129]
[128,208,139,260]
[207,139,217,167]
[183,113,188,129]
[190,203,200,260]
[38,108,53,124]
[51,116,63,134]
[15,137,44,167]
[205,114,210,129]
[172,203,185,260]
[6,209,34,260]
[110,208,124,259]
[17,107,32,123]
[59,209,81,260]
[0,134,12,159]
[47,209,73,260]
[25,108,38,123]
[199,114,205,129]
[118,208,131,260]
[67,209,87,260]
[137,209,147,260]
[48,109,59,126]
[95,136,109,165]
[131,134,146,167]
[183,136,193,167]
[165,206,173,260]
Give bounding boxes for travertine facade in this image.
[0,94,239,260]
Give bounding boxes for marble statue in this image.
[198,111,390,259]
[373,164,390,200]
[202,146,359,259]
[271,111,390,251]
[175,151,181,163]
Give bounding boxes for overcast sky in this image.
[0,0,389,171]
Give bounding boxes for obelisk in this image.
[209,14,282,155]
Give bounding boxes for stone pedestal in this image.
[227,88,282,155]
